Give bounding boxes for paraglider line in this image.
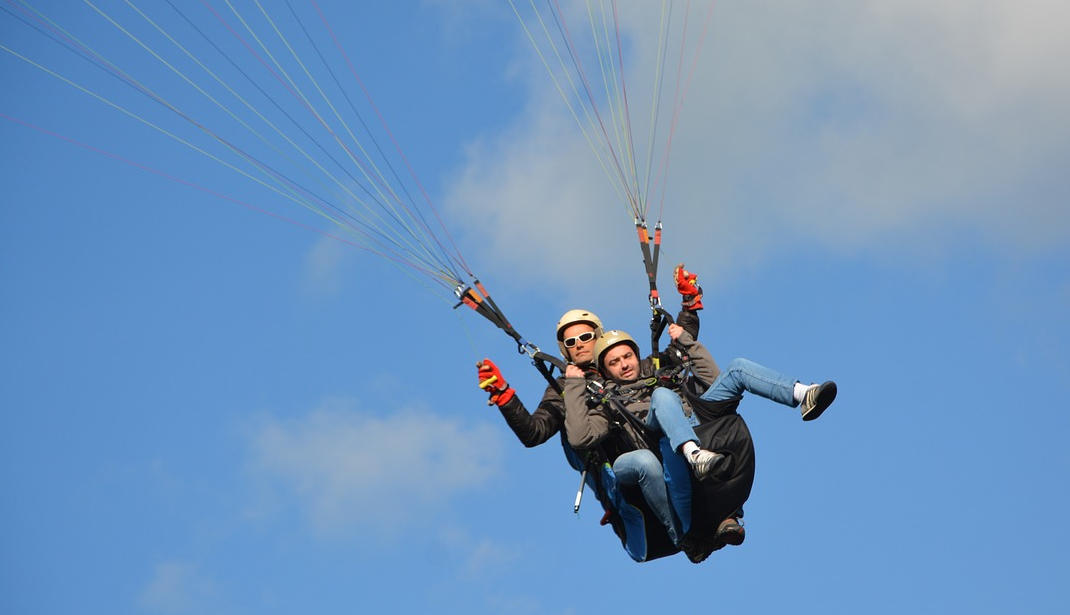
[309,0,473,279]
[0,111,457,288]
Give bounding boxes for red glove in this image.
[476,359,515,406]
[674,263,704,310]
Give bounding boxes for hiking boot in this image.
[717,517,745,546]
[679,534,723,564]
[677,535,704,563]
[689,449,728,481]
[801,381,838,421]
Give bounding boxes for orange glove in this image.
[476,359,515,406]
[674,263,704,310]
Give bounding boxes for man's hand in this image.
[477,359,515,406]
[668,323,684,342]
[564,364,585,379]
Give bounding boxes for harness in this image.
[568,352,697,511]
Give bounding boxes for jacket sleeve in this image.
[676,308,700,340]
[495,381,565,448]
[563,376,611,450]
[674,329,720,385]
[655,308,701,366]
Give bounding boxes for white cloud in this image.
[248,398,503,534]
[138,561,215,614]
[444,0,1070,291]
[437,525,522,579]
[301,234,349,296]
[431,525,547,613]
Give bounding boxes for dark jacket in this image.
[496,367,595,448]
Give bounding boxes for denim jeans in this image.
[699,357,798,407]
[612,448,680,544]
[648,387,704,452]
[610,386,709,544]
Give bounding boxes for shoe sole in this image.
[802,381,837,421]
[679,535,722,563]
[719,529,745,546]
[693,541,726,563]
[717,521,745,546]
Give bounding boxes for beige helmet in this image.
[594,329,640,371]
[555,309,604,356]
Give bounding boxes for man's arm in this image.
[563,376,611,450]
[496,382,566,448]
[673,329,720,384]
[676,307,700,340]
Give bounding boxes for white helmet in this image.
[555,309,604,356]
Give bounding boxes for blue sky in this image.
[2,1,1068,613]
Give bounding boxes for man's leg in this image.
[613,449,680,544]
[700,357,797,406]
[699,357,837,420]
[648,387,702,452]
[648,388,727,480]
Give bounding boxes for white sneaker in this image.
[689,449,727,480]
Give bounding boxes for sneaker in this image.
[717,517,745,546]
[689,449,728,480]
[801,381,838,421]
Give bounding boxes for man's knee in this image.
[651,386,681,408]
[726,357,754,374]
[631,449,662,474]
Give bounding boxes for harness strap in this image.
[531,351,567,394]
[455,281,518,342]
[454,280,565,392]
[602,359,694,396]
[636,219,660,302]
[636,219,675,368]
[585,379,661,453]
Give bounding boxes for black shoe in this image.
[717,518,745,546]
[679,535,723,564]
[801,381,837,421]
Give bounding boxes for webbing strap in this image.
[455,280,517,339]
[600,359,694,397]
[532,351,567,394]
[650,306,674,361]
[585,379,660,452]
[635,219,662,303]
[636,219,672,367]
[454,280,565,392]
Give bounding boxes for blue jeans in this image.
[648,387,703,452]
[612,449,680,544]
[700,357,798,407]
[611,386,707,544]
